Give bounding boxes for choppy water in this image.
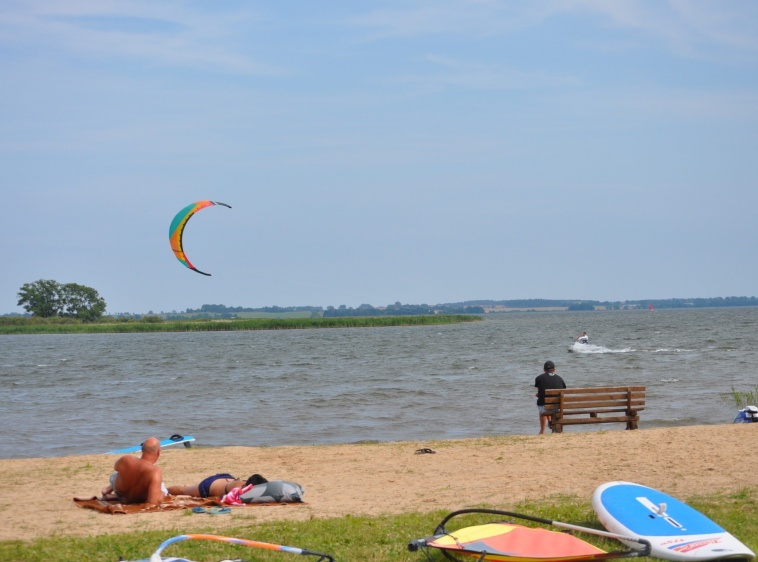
[1,308,756,459]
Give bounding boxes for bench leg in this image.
[551,415,563,433]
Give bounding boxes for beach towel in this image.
[74,493,307,514]
[73,495,218,515]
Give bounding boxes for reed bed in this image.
[0,315,481,335]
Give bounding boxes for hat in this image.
[544,360,555,370]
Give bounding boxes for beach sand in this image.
[2,424,756,542]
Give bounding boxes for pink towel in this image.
[221,483,253,505]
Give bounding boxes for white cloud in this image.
[0,0,283,75]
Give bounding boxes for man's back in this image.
[535,372,566,404]
[113,439,164,504]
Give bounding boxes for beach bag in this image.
[240,480,305,503]
[733,405,758,423]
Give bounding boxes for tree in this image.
[17,279,64,317]
[60,283,107,321]
[17,279,107,321]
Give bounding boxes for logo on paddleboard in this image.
[669,537,724,553]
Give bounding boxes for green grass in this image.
[0,315,481,335]
[3,489,756,561]
[720,386,758,409]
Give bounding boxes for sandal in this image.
[191,506,231,515]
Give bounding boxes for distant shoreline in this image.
[0,314,481,335]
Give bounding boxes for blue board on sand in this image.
[106,435,195,455]
[592,481,754,562]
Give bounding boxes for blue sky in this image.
[2,1,757,314]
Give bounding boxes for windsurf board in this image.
[592,481,754,561]
[107,434,195,455]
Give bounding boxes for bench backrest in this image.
[544,386,646,413]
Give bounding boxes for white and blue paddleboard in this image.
[593,481,754,561]
[107,434,195,455]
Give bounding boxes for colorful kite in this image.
[168,200,231,276]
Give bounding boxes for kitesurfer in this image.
[576,331,589,344]
[534,361,566,434]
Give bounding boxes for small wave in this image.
[660,378,679,383]
[569,343,634,354]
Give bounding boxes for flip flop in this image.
[191,506,232,515]
[415,448,436,454]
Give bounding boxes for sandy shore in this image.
[2,424,756,542]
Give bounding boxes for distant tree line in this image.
[639,296,758,309]
[179,302,486,318]
[7,284,758,320]
[323,302,485,317]
[152,296,758,319]
[451,296,758,310]
[193,304,323,314]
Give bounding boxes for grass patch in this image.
[3,490,756,561]
[720,386,758,409]
[0,315,481,335]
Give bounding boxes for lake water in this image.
[1,308,755,459]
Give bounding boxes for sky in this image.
[2,1,757,314]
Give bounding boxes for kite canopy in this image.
[168,200,231,276]
[424,523,607,562]
[409,509,650,562]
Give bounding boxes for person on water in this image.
[101,436,167,504]
[168,473,268,498]
[534,360,566,434]
[576,331,589,344]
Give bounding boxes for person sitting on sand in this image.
[101,436,167,505]
[168,473,268,498]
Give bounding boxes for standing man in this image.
[101,436,166,504]
[534,360,566,434]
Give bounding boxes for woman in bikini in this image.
[167,473,268,498]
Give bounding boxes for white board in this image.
[592,481,754,561]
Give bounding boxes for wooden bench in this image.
[544,386,645,433]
